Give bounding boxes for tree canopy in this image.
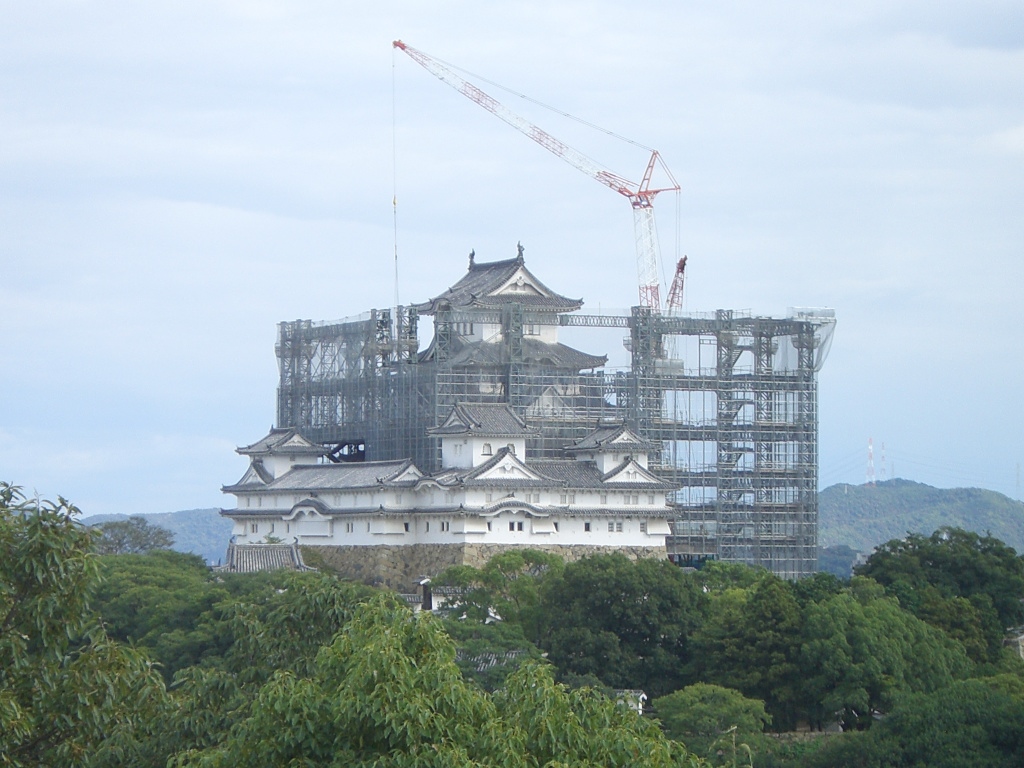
[535,553,706,698]
[653,683,770,763]
[173,597,700,768]
[93,515,175,555]
[857,527,1024,661]
[0,483,167,767]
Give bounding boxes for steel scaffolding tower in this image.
[275,303,834,579]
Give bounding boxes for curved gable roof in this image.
[237,427,327,458]
[429,402,536,437]
[413,254,583,315]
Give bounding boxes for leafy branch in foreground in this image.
[0,482,167,768]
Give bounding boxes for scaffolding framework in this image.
[276,304,834,579]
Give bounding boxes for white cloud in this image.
[2,0,1022,506]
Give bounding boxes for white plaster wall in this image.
[441,437,472,469]
[229,508,672,549]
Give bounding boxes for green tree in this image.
[0,483,167,767]
[435,548,563,635]
[441,618,543,692]
[803,679,1024,768]
[800,581,972,730]
[653,683,770,764]
[94,515,175,555]
[857,527,1024,659]
[537,554,706,697]
[97,568,384,764]
[690,577,803,730]
[173,596,700,767]
[93,550,253,681]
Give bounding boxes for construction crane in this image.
[393,40,679,310]
[665,256,687,314]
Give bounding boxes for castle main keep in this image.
[231,247,834,581]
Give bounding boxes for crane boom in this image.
[666,256,688,313]
[393,40,679,310]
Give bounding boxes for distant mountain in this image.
[81,508,233,565]
[819,479,1024,555]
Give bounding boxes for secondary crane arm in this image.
[666,256,688,313]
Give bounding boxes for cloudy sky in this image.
[2,1,1022,517]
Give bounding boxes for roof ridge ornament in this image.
[516,241,524,263]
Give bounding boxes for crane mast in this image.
[393,40,679,310]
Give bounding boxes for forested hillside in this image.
[820,479,1024,554]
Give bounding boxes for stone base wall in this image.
[302,543,668,592]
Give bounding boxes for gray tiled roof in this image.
[429,402,534,437]
[523,459,669,489]
[431,337,606,371]
[234,459,419,493]
[224,462,272,491]
[599,459,675,489]
[528,460,605,487]
[457,448,546,488]
[236,427,328,457]
[412,256,583,315]
[215,542,314,573]
[567,424,653,453]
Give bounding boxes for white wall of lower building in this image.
[230,508,670,549]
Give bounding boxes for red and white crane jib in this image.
[393,39,679,310]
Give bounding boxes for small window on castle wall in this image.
[482,443,492,456]
[425,521,430,532]
[616,522,623,532]
[608,522,614,532]
[584,522,591,532]
[553,522,559,532]
[600,493,607,504]
[487,522,492,531]
[640,521,647,533]
[648,494,655,505]
[486,493,493,503]
[251,523,258,534]
[404,522,410,532]
[517,521,524,531]
[509,521,515,532]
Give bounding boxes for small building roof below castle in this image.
[215,541,314,573]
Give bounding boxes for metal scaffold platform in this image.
[275,297,834,580]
